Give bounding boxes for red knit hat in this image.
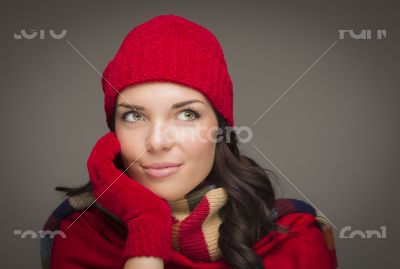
[101,14,234,130]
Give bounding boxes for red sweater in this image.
[50,205,336,269]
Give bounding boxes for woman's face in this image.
[114,82,219,201]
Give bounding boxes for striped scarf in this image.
[168,184,227,262]
[40,184,337,268]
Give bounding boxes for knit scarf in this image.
[81,183,226,262]
[167,184,227,262]
[40,184,337,268]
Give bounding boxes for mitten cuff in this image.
[122,216,173,264]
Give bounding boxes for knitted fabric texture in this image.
[167,184,227,262]
[101,14,234,129]
[40,185,337,268]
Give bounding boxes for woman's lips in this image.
[143,164,182,178]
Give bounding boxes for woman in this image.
[40,14,338,269]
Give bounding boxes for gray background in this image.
[1,0,399,268]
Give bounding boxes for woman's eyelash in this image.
[182,106,201,119]
[119,110,142,122]
[119,106,201,122]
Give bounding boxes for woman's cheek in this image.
[119,138,144,177]
[185,128,216,165]
[119,130,144,156]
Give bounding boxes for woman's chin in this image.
[155,192,182,202]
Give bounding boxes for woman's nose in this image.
[145,121,176,152]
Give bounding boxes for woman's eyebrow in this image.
[117,99,204,111]
[172,100,204,109]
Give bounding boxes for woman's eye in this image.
[177,109,201,121]
[121,111,144,122]
[120,108,201,123]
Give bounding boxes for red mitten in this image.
[87,131,173,263]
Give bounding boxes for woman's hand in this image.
[123,257,164,269]
[87,131,173,263]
